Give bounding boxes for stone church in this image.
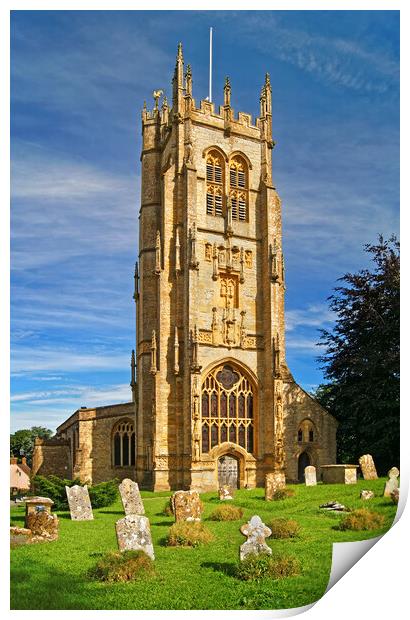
[33,44,337,491]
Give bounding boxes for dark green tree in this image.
[10,426,53,465]
[315,235,399,474]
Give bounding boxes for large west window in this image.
[112,419,136,467]
[201,363,254,454]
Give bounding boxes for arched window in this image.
[201,363,255,455]
[112,419,136,467]
[297,419,315,443]
[206,152,224,217]
[229,156,248,222]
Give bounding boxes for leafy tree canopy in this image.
[10,426,53,465]
[314,235,399,474]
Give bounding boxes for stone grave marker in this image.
[359,454,378,480]
[115,514,155,560]
[304,465,317,486]
[383,467,399,497]
[26,511,59,542]
[239,515,272,561]
[360,490,374,501]
[218,485,234,500]
[265,471,286,500]
[119,478,145,515]
[66,484,94,520]
[391,488,400,505]
[172,490,203,522]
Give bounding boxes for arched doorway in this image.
[298,451,311,482]
[218,454,239,488]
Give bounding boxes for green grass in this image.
[10,479,397,610]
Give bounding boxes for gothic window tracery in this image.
[201,363,254,454]
[206,152,224,217]
[112,419,136,467]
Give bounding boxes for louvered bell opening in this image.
[206,164,213,181]
[215,165,222,184]
[215,194,223,216]
[206,192,214,215]
[239,199,247,221]
[230,169,237,187]
[231,197,238,220]
[238,171,245,188]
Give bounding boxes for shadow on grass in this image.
[97,510,125,515]
[201,561,237,578]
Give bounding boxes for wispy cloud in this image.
[286,304,335,332]
[11,346,130,375]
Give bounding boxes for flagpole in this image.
[209,27,213,103]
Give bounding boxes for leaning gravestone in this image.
[383,467,399,498]
[172,490,203,522]
[66,484,94,521]
[119,478,145,515]
[239,515,272,561]
[265,471,286,500]
[115,514,155,559]
[359,454,378,480]
[304,465,317,487]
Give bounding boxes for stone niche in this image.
[321,464,359,484]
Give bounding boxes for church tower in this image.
[133,43,337,491]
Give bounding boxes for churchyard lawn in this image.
[10,479,397,610]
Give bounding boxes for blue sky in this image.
[10,10,399,433]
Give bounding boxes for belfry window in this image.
[112,419,136,467]
[201,363,255,454]
[229,157,248,221]
[206,152,224,217]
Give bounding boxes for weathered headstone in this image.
[66,484,94,520]
[360,490,374,501]
[390,487,400,505]
[115,514,155,559]
[319,501,347,511]
[304,465,317,486]
[26,511,59,542]
[265,471,286,500]
[383,467,399,497]
[119,478,145,515]
[239,515,272,561]
[172,490,203,522]
[25,496,54,520]
[219,485,234,500]
[359,454,378,480]
[321,464,358,484]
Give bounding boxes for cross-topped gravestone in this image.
[115,514,155,559]
[172,490,203,522]
[265,471,286,500]
[119,478,145,515]
[239,515,272,561]
[359,454,378,480]
[65,485,93,521]
[304,465,317,486]
[384,467,399,497]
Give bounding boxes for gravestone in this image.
[319,501,347,511]
[239,515,272,561]
[119,478,145,515]
[172,490,203,522]
[359,454,378,480]
[25,497,54,521]
[383,467,399,498]
[304,465,317,486]
[115,514,155,560]
[10,526,32,546]
[390,488,400,505]
[321,464,358,484]
[360,490,374,501]
[26,511,59,542]
[66,484,94,520]
[265,471,286,500]
[219,485,234,500]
